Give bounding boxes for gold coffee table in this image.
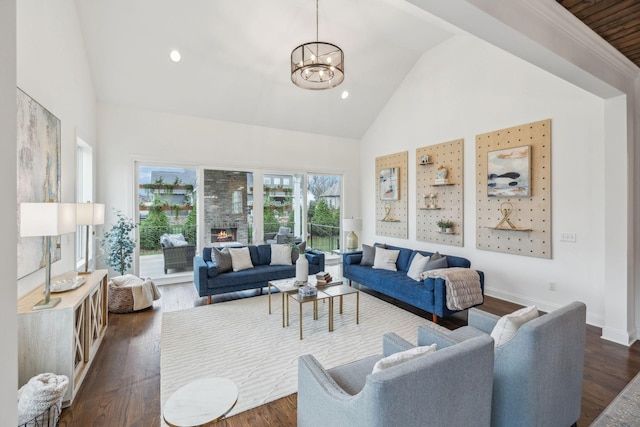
[268,277,343,328]
[289,290,331,340]
[323,284,360,332]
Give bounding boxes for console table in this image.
[18,269,108,407]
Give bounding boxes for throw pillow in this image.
[372,343,437,374]
[360,244,376,266]
[430,251,443,261]
[291,241,306,263]
[270,244,292,265]
[372,247,400,271]
[423,256,448,272]
[228,247,254,272]
[211,246,232,273]
[407,253,431,281]
[490,305,539,347]
[360,243,386,266]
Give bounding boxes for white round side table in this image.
[163,377,238,426]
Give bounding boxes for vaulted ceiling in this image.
[74,1,638,141]
[557,0,640,69]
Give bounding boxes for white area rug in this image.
[161,292,430,421]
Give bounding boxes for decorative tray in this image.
[50,277,86,293]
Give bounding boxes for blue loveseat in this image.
[343,244,484,323]
[194,245,325,304]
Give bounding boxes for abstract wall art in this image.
[17,88,61,279]
[487,145,531,197]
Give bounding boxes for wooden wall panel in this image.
[416,139,464,247]
[476,119,551,258]
[376,151,408,239]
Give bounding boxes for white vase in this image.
[296,255,309,283]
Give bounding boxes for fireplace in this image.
[211,227,238,243]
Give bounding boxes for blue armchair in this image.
[417,301,586,427]
[297,333,494,427]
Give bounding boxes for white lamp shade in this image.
[76,203,105,226]
[343,218,362,232]
[20,203,77,237]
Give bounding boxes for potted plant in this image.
[101,209,136,276]
[436,219,453,233]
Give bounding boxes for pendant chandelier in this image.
[291,0,344,90]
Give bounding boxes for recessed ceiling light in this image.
[341,90,349,100]
[169,50,181,63]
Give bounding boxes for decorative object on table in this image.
[343,218,362,250]
[108,274,161,313]
[17,373,69,427]
[20,202,77,310]
[379,167,399,200]
[298,283,318,297]
[50,277,86,293]
[294,244,309,284]
[315,271,332,286]
[435,165,449,184]
[17,88,61,280]
[487,145,531,197]
[101,209,136,276]
[420,154,430,164]
[495,202,519,229]
[76,202,105,275]
[436,219,453,233]
[291,0,344,90]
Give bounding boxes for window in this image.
[76,138,94,268]
[263,177,271,185]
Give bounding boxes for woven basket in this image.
[108,281,136,313]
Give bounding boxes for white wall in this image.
[96,105,361,264]
[1,0,18,422]
[361,35,607,325]
[16,0,97,298]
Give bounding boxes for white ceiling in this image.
[75,0,457,139]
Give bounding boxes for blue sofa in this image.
[343,243,484,323]
[193,245,325,304]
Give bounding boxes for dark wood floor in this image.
[58,281,640,426]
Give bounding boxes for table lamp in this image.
[76,202,105,274]
[20,202,77,310]
[343,218,362,251]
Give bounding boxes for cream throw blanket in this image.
[421,267,483,310]
[17,373,69,425]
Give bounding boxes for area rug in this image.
[591,370,640,426]
[161,292,433,421]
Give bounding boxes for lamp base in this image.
[33,297,61,311]
[346,231,359,251]
[77,270,93,275]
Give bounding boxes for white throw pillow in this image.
[407,253,431,281]
[372,343,437,374]
[228,247,254,272]
[490,305,539,347]
[270,244,292,266]
[372,247,400,271]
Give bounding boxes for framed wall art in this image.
[487,145,531,197]
[17,88,61,279]
[379,167,399,200]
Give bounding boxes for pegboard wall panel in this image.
[416,139,464,247]
[476,119,551,258]
[376,151,408,239]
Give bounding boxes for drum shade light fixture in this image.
[291,0,344,90]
